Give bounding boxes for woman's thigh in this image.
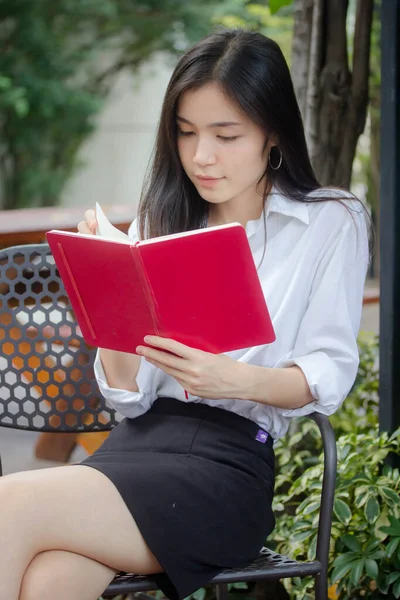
[1,465,163,574]
[20,550,117,600]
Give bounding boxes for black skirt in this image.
[80,398,275,600]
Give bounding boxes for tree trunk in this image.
[315,0,350,185]
[335,0,374,187]
[304,0,323,165]
[291,0,314,120]
[292,0,374,188]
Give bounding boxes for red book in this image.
[46,223,275,354]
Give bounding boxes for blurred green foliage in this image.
[213,1,293,62]
[0,0,379,212]
[0,0,223,209]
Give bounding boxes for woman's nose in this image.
[192,139,217,166]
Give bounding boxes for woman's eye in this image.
[178,129,194,137]
[218,135,238,142]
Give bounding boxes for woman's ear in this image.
[263,134,279,154]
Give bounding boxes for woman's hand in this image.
[77,209,97,235]
[136,336,250,400]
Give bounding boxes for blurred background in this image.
[0,0,381,280]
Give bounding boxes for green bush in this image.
[271,334,400,599]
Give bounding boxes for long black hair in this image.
[138,29,360,242]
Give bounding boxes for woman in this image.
[0,29,369,600]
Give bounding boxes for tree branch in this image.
[291,0,314,120]
[305,0,324,163]
[352,0,374,109]
[88,57,136,93]
[326,0,348,64]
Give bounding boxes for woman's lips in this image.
[195,175,224,188]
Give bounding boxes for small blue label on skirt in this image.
[256,429,268,443]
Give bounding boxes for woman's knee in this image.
[19,555,55,600]
[0,473,30,514]
[0,471,46,522]
[19,551,117,600]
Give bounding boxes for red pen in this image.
[184,390,189,400]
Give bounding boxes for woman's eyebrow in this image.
[176,115,243,127]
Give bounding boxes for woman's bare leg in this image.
[0,465,162,600]
[19,550,117,600]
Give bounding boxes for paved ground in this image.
[0,288,380,477]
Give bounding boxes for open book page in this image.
[95,202,131,241]
[138,221,242,246]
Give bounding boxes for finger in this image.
[137,345,186,369]
[145,358,191,384]
[77,220,95,235]
[85,209,98,232]
[143,336,199,359]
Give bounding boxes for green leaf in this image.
[230,582,248,590]
[296,498,320,515]
[334,498,352,525]
[380,487,400,504]
[342,534,362,553]
[394,578,400,599]
[365,495,380,524]
[355,489,370,508]
[333,552,359,567]
[331,561,357,583]
[288,431,303,446]
[365,539,382,553]
[352,473,372,484]
[365,558,379,580]
[381,517,400,537]
[350,559,365,585]
[386,572,400,586]
[292,529,313,543]
[387,537,400,558]
[374,507,391,541]
[303,501,321,515]
[307,533,317,561]
[371,449,390,464]
[191,588,206,600]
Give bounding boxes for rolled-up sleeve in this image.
[278,208,369,417]
[93,349,158,419]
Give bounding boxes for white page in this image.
[95,202,131,241]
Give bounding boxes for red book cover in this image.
[46,224,275,354]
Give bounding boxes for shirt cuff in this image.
[275,351,346,418]
[93,349,154,418]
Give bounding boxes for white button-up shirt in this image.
[94,187,369,439]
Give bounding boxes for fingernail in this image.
[136,347,143,354]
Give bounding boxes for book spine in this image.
[56,243,97,340]
[130,246,161,334]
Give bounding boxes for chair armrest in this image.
[307,412,337,572]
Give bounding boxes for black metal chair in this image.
[0,243,337,600]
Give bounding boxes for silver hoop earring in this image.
[269,147,282,170]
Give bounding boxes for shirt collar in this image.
[266,187,310,225]
[245,186,310,237]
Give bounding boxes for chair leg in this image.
[216,584,229,600]
[315,571,328,600]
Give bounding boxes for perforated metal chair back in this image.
[0,243,119,434]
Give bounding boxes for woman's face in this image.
[176,83,270,213]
